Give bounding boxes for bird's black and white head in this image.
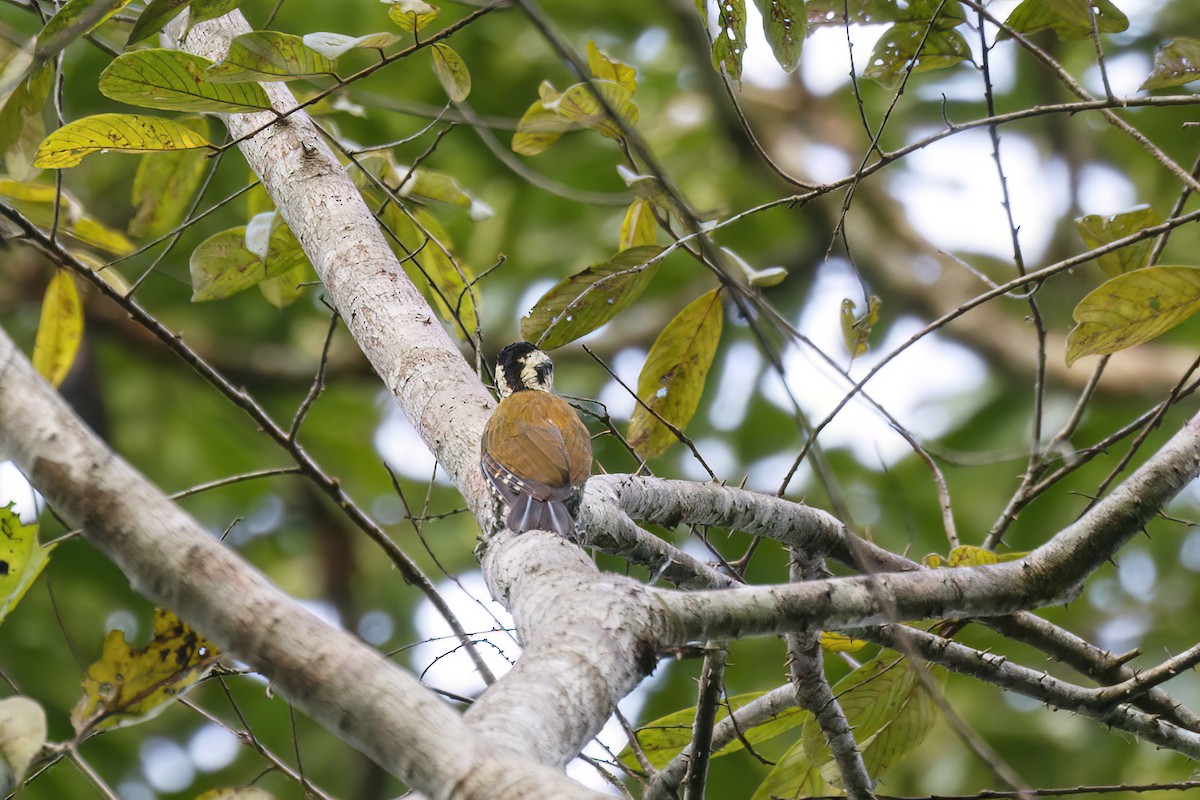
[495,342,554,398]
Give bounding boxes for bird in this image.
[481,342,592,537]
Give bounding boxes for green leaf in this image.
[187,0,239,28]
[381,205,478,337]
[621,691,811,770]
[1074,206,1159,277]
[100,50,272,113]
[751,0,805,73]
[587,40,636,94]
[387,0,438,33]
[189,220,308,301]
[258,261,310,308]
[512,82,572,156]
[36,0,133,60]
[619,199,657,251]
[521,246,664,350]
[710,0,747,80]
[205,31,337,83]
[0,696,47,794]
[1000,0,1128,42]
[628,288,724,459]
[430,42,470,102]
[1066,266,1200,365]
[553,80,638,140]
[33,113,212,169]
[0,63,52,181]
[864,22,972,89]
[126,0,192,46]
[752,655,943,798]
[72,608,219,737]
[32,271,83,389]
[130,117,211,238]
[1140,38,1200,90]
[0,504,56,625]
[302,31,403,59]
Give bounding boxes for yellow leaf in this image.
[33,113,212,169]
[586,40,636,94]
[511,82,571,156]
[619,199,657,251]
[0,504,55,625]
[820,632,868,652]
[628,289,724,459]
[553,80,638,140]
[1066,266,1200,365]
[0,696,46,793]
[32,271,82,388]
[430,42,470,102]
[72,608,219,738]
[840,295,881,358]
[388,0,438,33]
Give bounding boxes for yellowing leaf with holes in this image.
[302,31,402,59]
[72,608,219,737]
[619,199,657,251]
[864,22,971,89]
[553,81,638,140]
[381,205,477,337]
[629,289,723,459]
[1000,0,1127,41]
[205,31,337,83]
[431,43,470,102]
[100,50,272,113]
[33,114,211,169]
[708,0,747,79]
[0,696,46,794]
[388,0,438,33]
[1074,206,1159,277]
[1066,266,1200,365]
[621,691,810,770]
[587,40,636,94]
[521,246,663,350]
[0,504,55,625]
[126,0,192,46]
[752,0,805,72]
[1142,38,1200,90]
[130,117,211,238]
[32,271,83,389]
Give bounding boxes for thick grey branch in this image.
[656,411,1200,641]
[0,329,600,799]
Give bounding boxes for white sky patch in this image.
[892,130,1071,261]
[708,340,762,431]
[374,395,442,482]
[1084,51,1153,98]
[678,437,737,482]
[188,723,240,773]
[1076,162,1138,215]
[596,347,646,421]
[0,461,39,521]
[1117,547,1157,602]
[517,278,556,322]
[412,571,518,697]
[797,24,890,96]
[141,736,195,793]
[760,262,988,469]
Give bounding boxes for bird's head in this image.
[495,342,554,398]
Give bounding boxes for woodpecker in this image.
[481,342,592,537]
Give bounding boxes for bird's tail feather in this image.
[508,494,576,537]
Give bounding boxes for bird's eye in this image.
[535,362,552,381]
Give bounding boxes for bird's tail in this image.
[507,494,576,538]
